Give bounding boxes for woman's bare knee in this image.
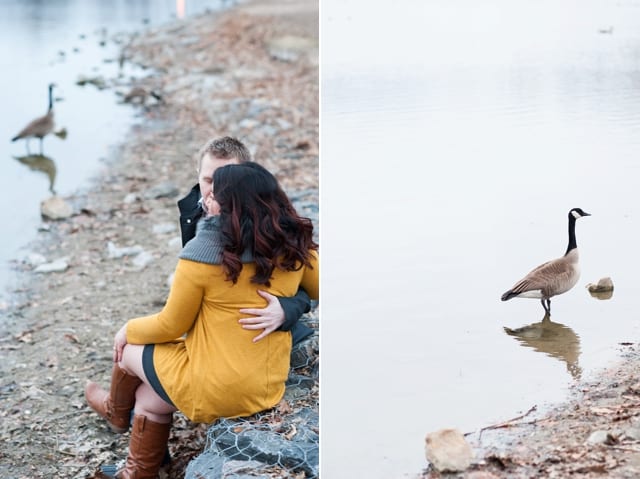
[135,382,176,422]
[118,344,146,380]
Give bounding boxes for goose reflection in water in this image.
[13,154,57,194]
[504,313,582,379]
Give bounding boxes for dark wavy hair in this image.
[213,162,318,285]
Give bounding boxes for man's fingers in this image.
[253,332,267,342]
[239,308,262,316]
[252,327,276,343]
[239,316,272,325]
[256,289,277,303]
[241,321,270,330]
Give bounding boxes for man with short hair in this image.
[177,136,313,344]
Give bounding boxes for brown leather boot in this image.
[116,414,172,479]
[85,364,142,433]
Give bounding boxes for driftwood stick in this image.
[470,405,538,440]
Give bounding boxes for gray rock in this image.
[131,250,154,269]
[275,118,292,130]
[107,241,144,259]
[267,35,317,63]
[586,430,611,444]
[152,222,177,234]
[34,257,70,274]
[143,181,179,199]
[211,418,318,478]
[41,196,73,220]
[123,192,140,204]
[586,277,614,293]
[425,428,473,473]
[22,253,47,267]
[222,459,274,478]
[167,236,182,249]
[625,426,640,441]
[238,118,259,129]
[184,451,225,478]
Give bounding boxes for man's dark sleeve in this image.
[178,184,202,247]
[277,288,311,331]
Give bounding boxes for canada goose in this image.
[11,83,56,154]
[501,208,591,314]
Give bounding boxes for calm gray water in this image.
[322,0,640,477]
[0,0,226,306]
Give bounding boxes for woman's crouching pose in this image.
[85,161,319,478]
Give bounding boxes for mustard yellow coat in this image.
[126,250,319,423]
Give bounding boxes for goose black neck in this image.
[565,214,577,256]
[48,86,53,111]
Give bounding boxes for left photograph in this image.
[0,1,319,478]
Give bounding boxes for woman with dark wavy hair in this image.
[84,162,318,478]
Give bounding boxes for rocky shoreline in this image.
[0,1,318,478]
[418,344,640,478]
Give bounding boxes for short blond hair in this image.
[197,136,252,170]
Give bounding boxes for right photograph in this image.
[321,0,640,477]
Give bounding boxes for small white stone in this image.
[167,236,182,249]
[131,251,153,269]
[23,253,47,266]
[34,258,69,273]
[152,222,177,234]
[123,193,139,204]
[107,241,144,259]
[586,430,610,445]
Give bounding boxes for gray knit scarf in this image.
[179,215,254,265]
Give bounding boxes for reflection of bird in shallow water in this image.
[11,83,57,154]
[13,154,57,194]
[501,208,591,314]
[504,313,582,379]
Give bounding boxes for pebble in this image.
[586,430,613,445]
[131,251,154,269]
[107,241,144,259]
[123,192,140,204]
[152,222,177,234]
[143,181,179,200]
[34,258,70,274]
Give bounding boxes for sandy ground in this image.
[0,0,317,477]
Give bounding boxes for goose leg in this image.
[540,298,551,314]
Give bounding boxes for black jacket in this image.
[177,184,313,345]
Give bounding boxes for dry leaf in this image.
[64,333,80,343]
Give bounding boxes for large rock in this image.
[425,428,473,472]
[41,196,73,220]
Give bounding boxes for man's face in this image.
[198,153,239,214]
